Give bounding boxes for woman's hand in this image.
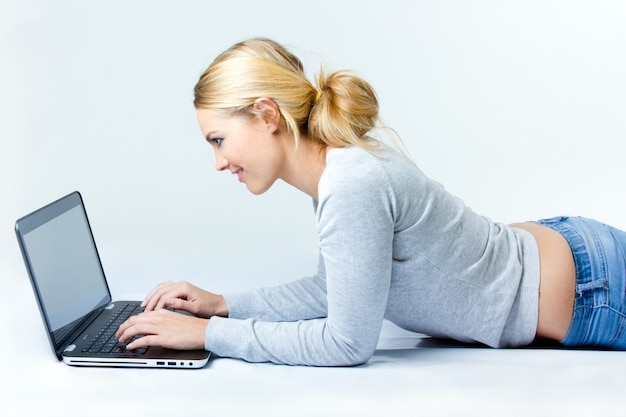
[115,309,208,351]
[141,280,228,318]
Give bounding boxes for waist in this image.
[510,220,576,341]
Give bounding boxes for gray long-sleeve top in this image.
[205,146,540,366]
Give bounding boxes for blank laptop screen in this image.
[20,199,110,333]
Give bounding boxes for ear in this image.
[252,97,281,133]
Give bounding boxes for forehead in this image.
[196,109,251,135]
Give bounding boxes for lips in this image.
[233,168,243,182]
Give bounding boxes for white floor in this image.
[3,260,626,417]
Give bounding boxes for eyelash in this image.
[211,138,223,147]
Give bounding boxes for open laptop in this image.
[15,191,211,368]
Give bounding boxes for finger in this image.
[141,281,171,309]
[146,281,193,311]
[126,334,159,350]
[116,318,142,343]
[117,319,157,344]
[142,281,175,310]
[115,315,137,339]
[115,310,163,341]
[120,310,175,348]
[164,296,190,312]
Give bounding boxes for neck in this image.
[279,134,331,201]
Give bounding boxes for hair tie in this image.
[314,90,322,104]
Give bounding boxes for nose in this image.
[215,152,229,171]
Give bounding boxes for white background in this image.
[2,1,626,416]
[2,0,626,294]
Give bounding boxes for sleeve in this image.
[205,158,395,366]
[223,254,328,322]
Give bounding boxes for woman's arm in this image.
[205,152,396,365]
[120,150,397,366]
[224,255,328,322]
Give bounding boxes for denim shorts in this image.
[535,216,626,349]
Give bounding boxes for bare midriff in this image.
[510,222,576,342]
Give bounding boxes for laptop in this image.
[15,191,211,368]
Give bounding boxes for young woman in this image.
[116,38,626,366]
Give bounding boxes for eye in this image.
[210,137,223,147]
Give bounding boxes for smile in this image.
[234,168,243,182]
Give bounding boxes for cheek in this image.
[229,136,255,161]
[222,144,239,163]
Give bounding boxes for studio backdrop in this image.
[2,0,625,294]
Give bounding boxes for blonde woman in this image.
[117,38,626,366]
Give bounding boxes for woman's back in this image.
[317,146,540,348]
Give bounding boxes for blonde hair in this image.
[193,38,383,152]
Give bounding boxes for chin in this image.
[248,189,267,196]
[246,181,274,195]
[245,184,268,195]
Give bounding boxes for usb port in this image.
[168,361,176,366]
[157,361,165,366]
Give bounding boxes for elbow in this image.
[318,324,380,367]
[326,341,376,367]
[340,348,375,367]
[344,353,373,367]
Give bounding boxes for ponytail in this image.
[309,69,381,151]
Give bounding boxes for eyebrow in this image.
[205,131,216,142]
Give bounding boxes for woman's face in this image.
[196,108,285,195]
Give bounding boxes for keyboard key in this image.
[81,303,148,355]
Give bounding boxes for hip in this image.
[533,216,626,349]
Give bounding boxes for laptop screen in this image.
[16,192,111,348]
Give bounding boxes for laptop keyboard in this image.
[81,303,148,355]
